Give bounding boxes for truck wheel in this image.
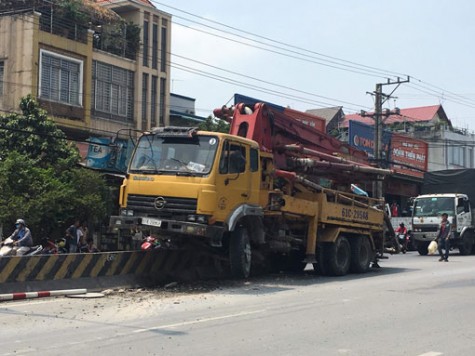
[326,236,351,276]
[417,241,429,256]
[459,237,473,256]
[229,226,252,278]
[350,237,373,273]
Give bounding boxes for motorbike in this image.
[398,233,409,254]
[141,236,161,250]
[0,237,43,257]
[35,237,71,255]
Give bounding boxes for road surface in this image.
[1,252,475,356]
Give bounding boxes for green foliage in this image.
[55,0,89,23]
[95,21,141,60]
[0,95,79,168]
[198,115,230,133]
[0,96,109,240]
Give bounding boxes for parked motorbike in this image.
[38,237,68,255]
[141,236,161,250]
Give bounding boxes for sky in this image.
[155,0,475,132]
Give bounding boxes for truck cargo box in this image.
[422,169,475,205]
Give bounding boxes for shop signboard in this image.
[389,133,427,178]
[348,121,391,159]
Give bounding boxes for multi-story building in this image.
[341,105,475,171]
[0,0,171,148]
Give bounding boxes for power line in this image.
[172,20,390,80]
[5,5,475,122]
[153,1,408,79]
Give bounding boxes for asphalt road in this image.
[1,251,475,356]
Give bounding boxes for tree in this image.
[0,96,110,239]
[198,115,230,133]
[0,95,79,168]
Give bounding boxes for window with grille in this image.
[39,50,83,106]
[143,20,149,67]
[159,77,166,126]
[92,61,134,121]
[142,73,149,129]
[152,23,158,69]
[449,146,465,166]
[151,76,158,127]
[0,60,4,96]
[160,24,167,72]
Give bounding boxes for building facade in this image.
[0,0,171,145]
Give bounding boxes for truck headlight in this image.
[197,215,207,223]
[187,215,208,223]
[121,209,134,216]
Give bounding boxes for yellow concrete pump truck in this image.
[110,103,391,278]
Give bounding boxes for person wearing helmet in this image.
[8,219,33,256]
[395,222,408,252]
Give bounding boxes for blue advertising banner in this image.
[348,121,391,159]
[85,137,132,173]
[85,137,112,169]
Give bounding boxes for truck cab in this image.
[111,127,262,248]
[412,193,474,255]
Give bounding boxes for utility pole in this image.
[361,76,410,199]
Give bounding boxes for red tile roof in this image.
[341,105,442,128]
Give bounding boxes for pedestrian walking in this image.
[437,213,452,262]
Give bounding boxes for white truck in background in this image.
[412,169,475,255]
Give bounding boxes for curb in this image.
[0,288,87,301]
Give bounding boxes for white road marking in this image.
[133,309,266,334]
[0,299,57,308]
[417,352,443,356]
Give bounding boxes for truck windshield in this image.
[129,135,218,175]
[413,197,454,217]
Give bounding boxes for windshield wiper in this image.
[131,169,164,175]
[176,171,198,177]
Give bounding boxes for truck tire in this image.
[417,241,429,256]
[325,236,351,276]
[459,236,473,256]
[350,237,373,273]
[229,226,252,278]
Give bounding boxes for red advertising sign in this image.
[390,134,428,178]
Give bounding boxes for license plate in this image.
[142,217,162,227]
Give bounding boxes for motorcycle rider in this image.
[8,219,33,256]
[395,222,409,252]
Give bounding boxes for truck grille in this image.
[127,194,197,217]
[420,225,438,232]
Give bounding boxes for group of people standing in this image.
[65,220,98,253]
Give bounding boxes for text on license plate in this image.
[141,218,162,227]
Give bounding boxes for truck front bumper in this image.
[109,215,225,247]
[413,231,438,242]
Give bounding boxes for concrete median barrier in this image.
[0,250,160,294]
[0,247,229,294]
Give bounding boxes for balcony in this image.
[2,0,139,59]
